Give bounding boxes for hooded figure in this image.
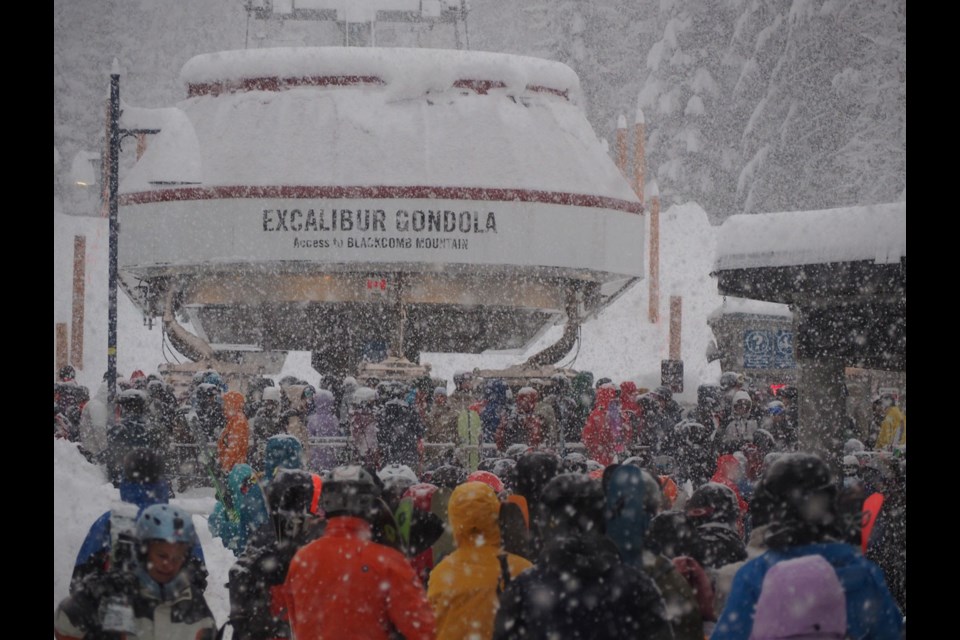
[279,384,311,449]
[217,391,249,473]
[582,384,631,465]
[78,377,114,463]
[305,388,340,471]
[208,462,269,556]
[604,464,706,640]
[875,395,906,449]
[428,482,532,640]
[263,434,304,482]
[481,379,509,445]
[493,473,669,640]
[685,483,747,569]
[720,391,758,454]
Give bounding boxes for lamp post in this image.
[105,66,161,411]
[107,70,120,410]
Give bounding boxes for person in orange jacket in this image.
[282,465,436,640]
[217,391,249,473]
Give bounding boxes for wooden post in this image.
[615,114,628,177]
[55,323,69,374]
[71,235,86,370]
[633,105,645,202]
[136,133,149,160]
[648,181,660,323]
[669,296,682,359]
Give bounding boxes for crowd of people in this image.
[54,363,906,639]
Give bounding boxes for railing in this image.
[167,438,588,489]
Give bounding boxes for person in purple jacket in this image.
[305,388,341,470]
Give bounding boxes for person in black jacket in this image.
[493,473,669,639]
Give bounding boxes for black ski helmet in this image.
[118,388,149,416]
[320,465,381,519]
[647,510,701,558]
[265,468,323,519]
[719,371,742,391]
[539,472,605,535]
[686,482,740,529]
[123,448,166,485]
[513,451,560,504]
[752,453,837,532]
[428,464,467,489]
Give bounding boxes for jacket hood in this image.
[541,531,621,578]
[593,385,618,411]
[226,463,256,495]
[448,481,502,549]
[223,391,245,417]
[572,372,594,394]
[120,480,170,510]
[264,435,304,479]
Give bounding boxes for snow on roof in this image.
[707,296,793,322]
[715,202,906,271]
[179,47,582,100]
[121,47,633,200]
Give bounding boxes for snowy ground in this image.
[54,439,233,627]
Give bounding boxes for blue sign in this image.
[774,329,796,368]
[743,329,795,369]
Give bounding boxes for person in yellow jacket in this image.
[428,481,532,640]
[875,394,906,449]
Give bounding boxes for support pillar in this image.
[796,355,847,474]
[71,235,86,370]
[55,323,69,373]
[669,296,682,359]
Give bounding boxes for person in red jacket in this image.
[282,465,436,640]
[582,383,633,465]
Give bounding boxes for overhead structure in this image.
[117,47,644,375]
[713,202,906,455]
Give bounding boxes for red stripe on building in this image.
[187,76,570,100]
[188,75,385,97]
[119,185,643,214]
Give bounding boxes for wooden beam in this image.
[648,187,660,323]
[55,323,69,374]
[615,114,628,177]
[669,296,682,359]
[71,235,86,370]
[633,106,645,202]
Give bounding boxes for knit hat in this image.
[750,555,846,639]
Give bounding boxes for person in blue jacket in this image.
[71,448,206,592]
[711,452,903,640]
[208,462,269,556]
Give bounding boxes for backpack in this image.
[751,555,847,640]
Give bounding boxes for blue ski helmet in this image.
[136,504,196,545]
